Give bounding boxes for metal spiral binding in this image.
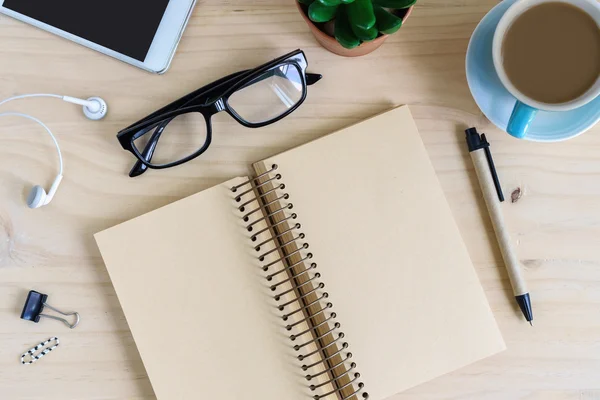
[268,258,313,280]
[309,372,360,391]
[263,246,310,272]
[283,294,330,323]
[242,193,290,222]
[302,342,349,370]
[307,352,353,380]
[251,214,298,242]
[269,259,316,290]
[255,222,301,251]
[279,282,324,311]
[261,238,306,262]
[245,203,293,232]
[232,164,368,400]
[275,274,321,302]
[293,321,341,351]
[310,367,356,391]
[289,312,336,339]
[299,332,345,361]
[316,373,361,399]
[238,184,285,212]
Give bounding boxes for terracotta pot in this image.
[296,2,414,57]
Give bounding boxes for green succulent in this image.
[298,0,417,49]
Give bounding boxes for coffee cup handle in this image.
[507,101,538,139]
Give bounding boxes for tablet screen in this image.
[3,0,170,61]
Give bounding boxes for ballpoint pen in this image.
[465,127,533,325]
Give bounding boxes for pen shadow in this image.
[454,124,523,320]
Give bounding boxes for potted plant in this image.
[296,0,416,56]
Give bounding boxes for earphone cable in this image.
[0,112,63,176]
[0,93,63,108]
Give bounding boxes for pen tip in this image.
[529,321,533,327]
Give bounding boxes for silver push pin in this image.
[20,290,80,329]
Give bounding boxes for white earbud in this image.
[0,92,107,209]
[27,175,63,209]
[62,96,108,120]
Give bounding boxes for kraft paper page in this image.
[254,105,506,399]
[95,177,314,400]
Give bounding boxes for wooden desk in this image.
[1,1,599,399]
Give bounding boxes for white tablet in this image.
[0,0,197,74]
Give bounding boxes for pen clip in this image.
[465,128,504,202]
[480,134,505,202]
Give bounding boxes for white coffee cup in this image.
[492,0,600,138]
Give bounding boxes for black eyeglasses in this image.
[117,49,322,177]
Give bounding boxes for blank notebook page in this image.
[254,106,506,399]
[95,178,305,400]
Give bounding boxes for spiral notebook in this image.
[95,106,505,400]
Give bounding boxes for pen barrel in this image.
[470,151,528,296]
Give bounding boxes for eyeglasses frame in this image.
[117,49,321,176]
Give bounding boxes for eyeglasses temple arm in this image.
[123,69,253,133]
[242,70,322,89]
[129,161,148,177]
[306,73,323,86]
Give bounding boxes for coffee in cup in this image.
[503,2,600,105]
[493,0,600,139]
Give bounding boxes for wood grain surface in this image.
[1,1,599,399]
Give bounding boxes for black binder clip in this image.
[20,290,80,329]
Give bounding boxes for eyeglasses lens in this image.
[228,63,304,124]
[131,112,209,167]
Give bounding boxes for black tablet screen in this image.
[3,0,171,61]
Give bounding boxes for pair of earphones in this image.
[0,94,108,208]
